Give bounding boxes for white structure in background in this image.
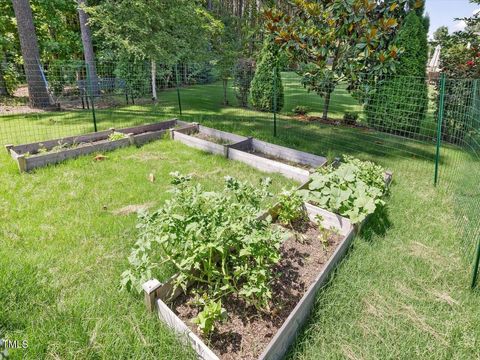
[427,45,441,83]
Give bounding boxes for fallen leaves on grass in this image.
[94,154,108,161]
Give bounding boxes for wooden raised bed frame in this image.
[5,119,185,173]
[142,171,393,360]
[171,124,327,183]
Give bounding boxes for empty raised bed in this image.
[6,119,180,172]
[228,138,327,183]
[171,124,327,183]
[171,124,249,157]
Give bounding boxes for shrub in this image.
[292,105,309,116]
[366,11,429,136]
[299,156,388,224]
[250,37,284,112]
[343,112,359,125]
[233,58,255,107]
[121,173,283,335]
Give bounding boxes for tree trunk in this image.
[151,59,157,101]
[77,0,99,95]
[11,0,51,108]
[322,45,341,121]
[223,78,228,105]
[322,91,332,121]
[0,57,8,96]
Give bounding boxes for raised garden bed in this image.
[171,124,249,157]
[171,124,327,183]
[141,164,393,360]
[143,202,355,360]
[6,119,182,172]
[228,138,327,183]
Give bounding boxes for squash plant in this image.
[121,172,283,336]
[298,156,388,224]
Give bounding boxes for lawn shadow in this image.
[359,205,392,243]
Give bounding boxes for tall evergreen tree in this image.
[366,10,429,136]
[249,36,283,112]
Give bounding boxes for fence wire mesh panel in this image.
[0,60,478,286]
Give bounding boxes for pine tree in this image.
[366,11,429,136]
[249,36,284,112]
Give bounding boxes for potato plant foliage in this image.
[299,156,388,224]
[122,173,283,335]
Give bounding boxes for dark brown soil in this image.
[193,132,232,145]
[249,150,314,171]
[172,221,343,360]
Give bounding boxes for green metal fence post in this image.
[86,63,98,132]
[472,239,480,289]
[434,73,446,186]
[175,64,183,117]
[273,65,277,137]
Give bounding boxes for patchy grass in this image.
[0,139,294,359]
[0,72,479,359]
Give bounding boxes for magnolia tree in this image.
[265,0,413,120]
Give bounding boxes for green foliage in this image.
[122,173,283,332]
[293,105,309,116]
[108,132,127,141]
[437,22,480,144]
[233,58,255,108]
[89,0,221,63]
[299,156,388,224]
[250,37,284,112]
[266,0,409,119]
[366,11,429,135]
[343,112,359,125]
[192,296,227,336]
[277,188,306,226]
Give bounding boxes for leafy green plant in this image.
[277,188,307,227]
[108,132,127,141]
[292,105,309,116]
[343,112,358,125]
[122,173,283,334]
[299,156,388,224]
[192,296,227,336]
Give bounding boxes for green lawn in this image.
[1,73,479,359]
[0,140,295,359]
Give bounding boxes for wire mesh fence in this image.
[0,59,479,287]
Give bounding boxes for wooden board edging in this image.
[228,148,310,183]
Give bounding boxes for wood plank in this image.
[252,139,327,168]
[12,129,114,155]
[259,226,355,360]
[156,300,220,360]
[117,119,177,135]
[228,138,253,152]
[228,148,310,183]
[173,132,225,156]
[132,130,168,146]
[198,125,248,144]
[24,138,131,172]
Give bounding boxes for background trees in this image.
[250,36,283,112]
[264,0,410,121]
[366,8,429,135]
[11,0,51,108]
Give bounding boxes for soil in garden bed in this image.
[247,150,314,171]
[192,132,234,145]
[172,221,343,360]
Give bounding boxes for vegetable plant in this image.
[121,172,283,336]
[299,156,388,224]
[191,296,227,336]
[277,188,307,227]
[108,132,127,141]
